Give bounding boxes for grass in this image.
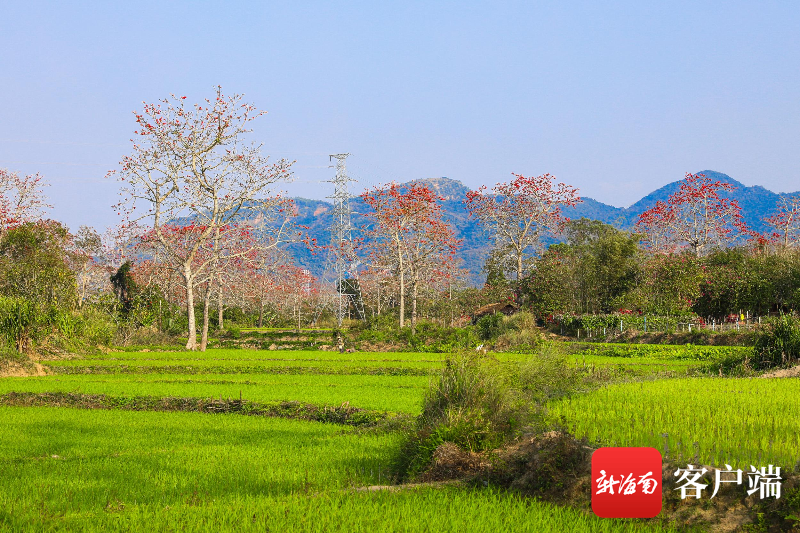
[44,349,450,372]
[0,407,670,533]
[0,406,395,529]
[564,342,751,361]
[548,377,800,468]
[564,354,702,375]
[2,342,784,531]
[47,348,532,364]
[19,488,675,533]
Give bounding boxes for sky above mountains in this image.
[1,1,799,232]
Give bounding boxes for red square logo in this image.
[591,447,662,518]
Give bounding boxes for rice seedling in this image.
[0,407,671,533]
[549,378,800,468]
[14,487,673,533]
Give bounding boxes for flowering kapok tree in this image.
[109,87,295,350]
[465,173,581,281]
[361,182,461,331]
[0,168,51,233]
[764,194,800,250]
[635,173,749,256]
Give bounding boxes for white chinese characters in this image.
[674,464,782,500]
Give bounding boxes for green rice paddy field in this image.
[0,343,785,532]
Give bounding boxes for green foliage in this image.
[624,253,705,315]
[110,261,138,314]
[517,344,585,402]
[0,221,77,309]
[494,311,544,352]
[475,313,504,341]
[220,306,246,325]
[570,342,748,361]
[482,245,515,286]
[521,220,641,316]
[521,244,800,320]
[396,346,588,479]
[396,352,521,478]
[357,318,478,353]
[753,314,800,369]
[566,341,753,376]
[0,296,52,353]
[225,325,242,339]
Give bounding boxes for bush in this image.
[752,315,800,370]
[82,309,116,345]
[475,313,505,341]
[394,345,588,480]
[394,352,522,479]
[0,296,52,353]
[517,344,585,402]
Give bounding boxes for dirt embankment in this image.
[417,432,800,532]
[0,359,48,377]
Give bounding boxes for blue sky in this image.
[1,1,799,231]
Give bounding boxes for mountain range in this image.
[286,170,800,285]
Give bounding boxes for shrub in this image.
[752,315,800,370]
[517,344,584,402]
[395,345,588,480]
[395,352,522,479]
[475,313,505,341]
[0,297,52,353]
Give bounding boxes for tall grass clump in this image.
[495,311,544,353]
[752,314,800,370]
[394,353,520,479]
[395,344,586,480]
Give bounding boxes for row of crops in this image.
[0,405,667,532]
[0,342,790,531]
[549,378,800,469]
[0,373,429,414]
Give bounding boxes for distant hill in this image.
[286,172,800,286]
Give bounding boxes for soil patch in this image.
[0,360,48,378]
[761,365,800,378]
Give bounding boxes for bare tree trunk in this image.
[449,282,453,328]
[200,282,211,352]
[258,301,264,328]
[411,279,418,334]
[398,249,405,328]
[217,286,224,330]
[185,267,197,350]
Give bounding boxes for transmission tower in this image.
[326,154,365,327]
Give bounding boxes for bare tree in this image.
[765,194,800,250]
[361,182,460,332]
[71,225,113,307]
[110,87,295,350]
[0,168,51,233]
[465,173,581,280]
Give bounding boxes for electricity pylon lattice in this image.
[326,154,365,327]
